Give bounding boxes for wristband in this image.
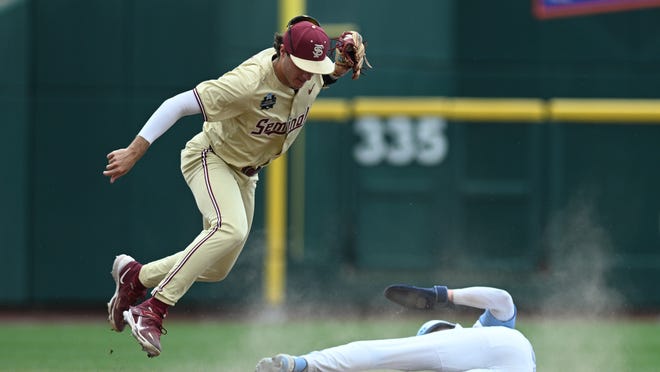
[434,285,449,304]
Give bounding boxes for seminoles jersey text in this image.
[251,107,309,136]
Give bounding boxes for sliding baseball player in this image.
[256,283,536,371]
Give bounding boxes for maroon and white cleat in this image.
[123,303,167,358]
[107,254,146,332]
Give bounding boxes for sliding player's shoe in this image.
[255,354,307,372]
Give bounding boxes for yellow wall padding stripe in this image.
[446,98,546,122]
[309,97,660,124]
[549,99,660,123]
[315,97,544,121]
[353,97,451,117]
[308,98,351,120]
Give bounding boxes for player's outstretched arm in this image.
[451,286,515,321]
[384,284,515,320]
[102,90,201,183]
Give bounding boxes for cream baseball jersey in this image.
[193,48,323,172]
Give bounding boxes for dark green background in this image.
[2,0,659,312]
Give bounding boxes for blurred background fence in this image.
[2,0,659,314]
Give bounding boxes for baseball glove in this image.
[335,31,372,79]
[384,284,449,310]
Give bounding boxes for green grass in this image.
[0,314,659,371]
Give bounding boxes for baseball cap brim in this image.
[290,54,335,75]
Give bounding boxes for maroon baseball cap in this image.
[283,20,334,75]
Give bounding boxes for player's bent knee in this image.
[197,268,232,282]
[223,223,249,246]
[208,219,249,246]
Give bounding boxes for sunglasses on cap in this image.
[286,15,321,54]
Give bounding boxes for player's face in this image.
[280,51,314,89]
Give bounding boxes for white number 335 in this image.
[353,116,448,167]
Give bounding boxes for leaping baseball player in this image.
[256,283,536,372]
[103,15,370,358]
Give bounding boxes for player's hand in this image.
[103,136,149,183]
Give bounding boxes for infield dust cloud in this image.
[540,196,624,315]
[537,195,626,371]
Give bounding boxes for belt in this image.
[241,166,262,177]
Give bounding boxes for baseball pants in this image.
[303,326,536,372]
[138,132,257,306]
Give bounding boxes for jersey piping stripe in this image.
[153,148,222,295]
[193,88,208,122]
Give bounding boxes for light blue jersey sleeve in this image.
[477,305,517,329]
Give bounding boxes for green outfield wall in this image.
[0,0,29,304]
[1,0,659,312]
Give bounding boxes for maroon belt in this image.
[241,166,262,177]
